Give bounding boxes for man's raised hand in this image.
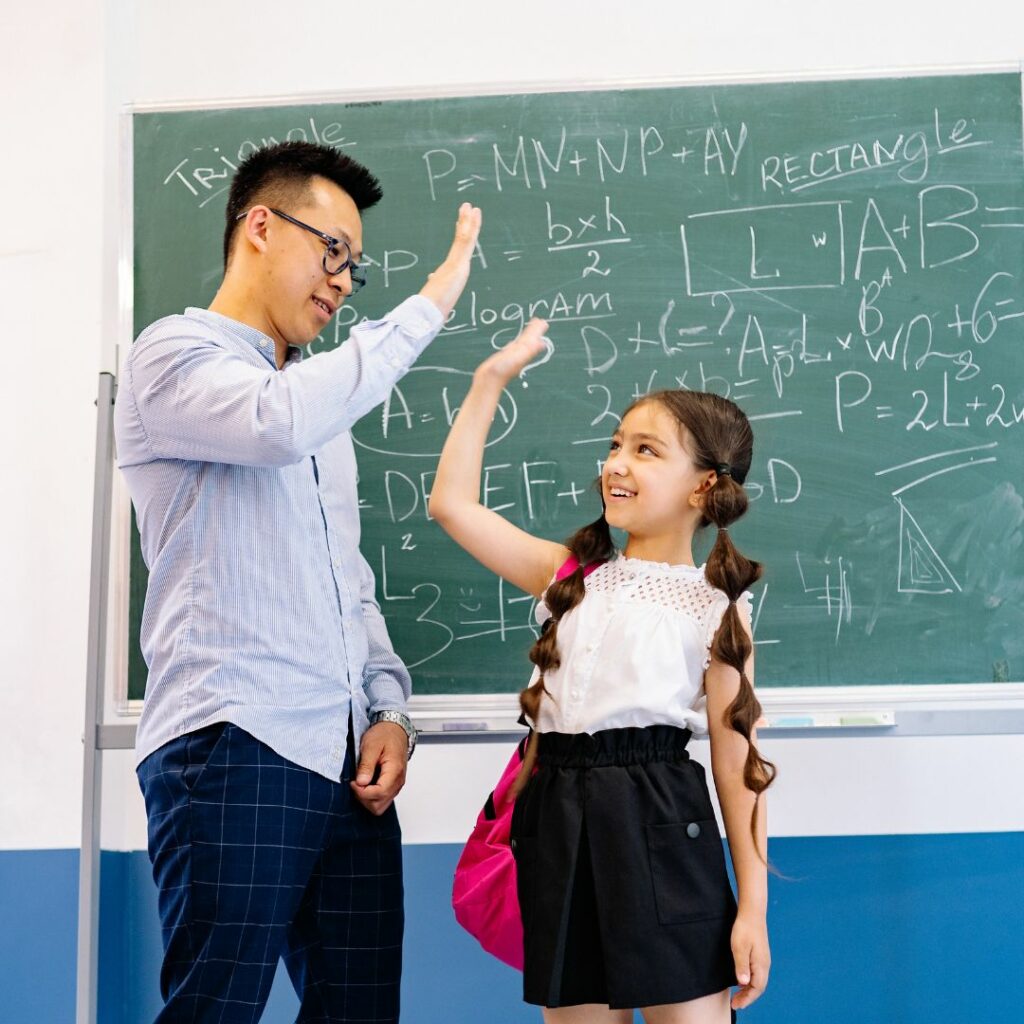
[420,202,482,317]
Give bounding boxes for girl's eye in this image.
[639,444,656,455]
[609,440,621,451]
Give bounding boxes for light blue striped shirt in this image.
[115,296,443,779]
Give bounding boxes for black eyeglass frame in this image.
[235,207,366,291]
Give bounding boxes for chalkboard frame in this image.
[109,64,1024,732]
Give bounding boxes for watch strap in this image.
[369,709,417,759]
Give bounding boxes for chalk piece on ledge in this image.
[839,713,895,727]
[764,711,895,729]
[440,721,489,732]
[768,716,817,728]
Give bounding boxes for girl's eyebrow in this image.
[610,430,668,446]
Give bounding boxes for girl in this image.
[430,319,774,1023]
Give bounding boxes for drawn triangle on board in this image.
[896,498,961,595]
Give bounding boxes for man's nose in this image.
[328,267,353,298]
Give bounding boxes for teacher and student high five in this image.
[118,138,769,1024]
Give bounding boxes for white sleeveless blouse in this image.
[528,553,753,736]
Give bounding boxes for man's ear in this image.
[241,206,272,255]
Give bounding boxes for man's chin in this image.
[286,328,320,348]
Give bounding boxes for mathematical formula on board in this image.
[137,76,1024,688]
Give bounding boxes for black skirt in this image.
[510,725,738,1011]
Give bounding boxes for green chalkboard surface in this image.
[129,72,1024,700]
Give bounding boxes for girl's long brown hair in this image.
[513,512,615,791]
[515,390,776,850]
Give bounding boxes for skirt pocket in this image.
[645,819,734,925]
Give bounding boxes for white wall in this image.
[0,0,111,849]
[130,2,1023,107]
[4,0,1024,854]
[100,732,1024,852]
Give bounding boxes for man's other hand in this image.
[350,722,409,815]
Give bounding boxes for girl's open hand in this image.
[731,911,771,1010]
[474,318,551,387]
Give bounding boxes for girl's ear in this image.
[688,471,718,507]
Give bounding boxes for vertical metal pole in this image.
[77,371,116,1024]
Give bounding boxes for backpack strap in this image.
[541,555,608,633]
[554,554,606,581]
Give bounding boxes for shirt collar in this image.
[186,307,302,368]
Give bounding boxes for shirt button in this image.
[390,357,402,369]
[333,559,340,567]
[570,690,581,699]
[259,338,268,348]
[330,746,342,760]
[686,822,701,839]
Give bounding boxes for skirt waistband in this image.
[536,725,692,768]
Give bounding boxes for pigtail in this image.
[703,474,775,853]
[512,511,614,795]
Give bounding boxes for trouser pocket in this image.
[182,722,229,794]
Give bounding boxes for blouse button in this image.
[686,822,701,839]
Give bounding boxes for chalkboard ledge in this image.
[102,682,1024,748]
[406,682,1024,738]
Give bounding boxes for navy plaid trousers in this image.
[137,722,404,1023]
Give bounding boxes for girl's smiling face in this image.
[602,401,714,540]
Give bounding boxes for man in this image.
[115,140,481,1023]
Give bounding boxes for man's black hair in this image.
[223,141,383,267]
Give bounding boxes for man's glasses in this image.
[236,207,366,292]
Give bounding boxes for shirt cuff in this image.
[364,673,411,718]
[367,695,411,719]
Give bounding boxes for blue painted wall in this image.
[2,834,1021,1023]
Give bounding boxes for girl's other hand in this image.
[730,911,771,1009]
[474,318,551,386]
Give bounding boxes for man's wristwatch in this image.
[369,709,417,760]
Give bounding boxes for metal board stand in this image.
[76,372,116,1024]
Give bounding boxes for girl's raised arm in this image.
[428,319,569,599]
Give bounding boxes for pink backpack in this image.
[451,733,531,969]
[451,554,604,970]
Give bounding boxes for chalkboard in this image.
[128,72,1024,701]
